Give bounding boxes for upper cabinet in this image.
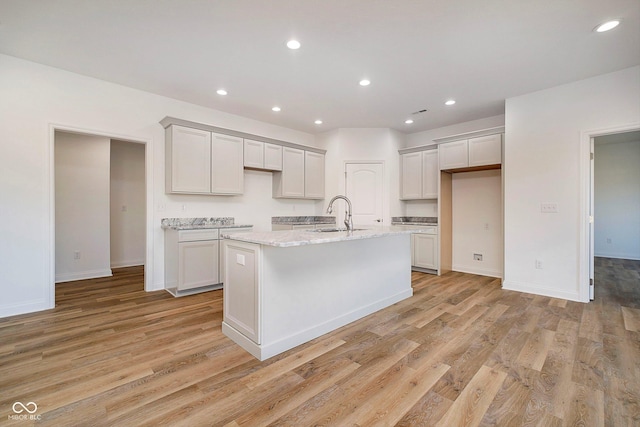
[273,148,325,199]
[161,117,326,199]
[166,125,212,194]
[211,132,244,194]
[244,139,283,171]
[166,125,243,195]
[304,151,325,199]
[400,149,438,200]
[439,134,502,171]
[468,134,502,167]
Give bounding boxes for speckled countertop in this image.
[161,217,253,230]
[221,225,432,247]
[271,216,336,225]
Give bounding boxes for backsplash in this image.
[161,217,235,228]
[271,216,336,225]
[391,216,438,224]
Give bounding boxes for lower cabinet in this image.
[412,233,438,271]
[164,227,252,296]
[178,239,219,290]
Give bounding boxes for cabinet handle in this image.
[375,219,382,223]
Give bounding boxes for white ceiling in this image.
[1,0,638,134]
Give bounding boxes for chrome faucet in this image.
[326,195,354,231]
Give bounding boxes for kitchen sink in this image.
[310,228,368,233]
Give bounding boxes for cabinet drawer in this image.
[417,227,437,235]
[178,229,219,242]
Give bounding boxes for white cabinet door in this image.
[211,132,244,194]
[223,241,260,344]
[178,240,219,290]
[439,140,469,170]
[422,150,438,199]
[243,139,264,169]
[273,147,305,198]
[166,125,211,193]
[304,151,325,199]
[413,233,438,270]
[468,134,502,167]
[400,152,422,199]
[264,143,283,171]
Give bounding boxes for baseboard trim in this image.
[452,264,502,278]
[502,279,584,302]
[594,253,640,261]
[55,269,113,283]
[110,260,145,268]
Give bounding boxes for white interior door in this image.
[345,163,384,226]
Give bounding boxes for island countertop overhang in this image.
[220,225,434,247]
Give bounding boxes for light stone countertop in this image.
[221,225,431,247]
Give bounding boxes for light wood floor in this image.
[1,259,638,426]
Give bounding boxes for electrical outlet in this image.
[535,259,543,269]
[473,253,483,261]
[74,251,81,260]
[541,203,558,213]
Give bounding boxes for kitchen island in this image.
[221,227,417,360]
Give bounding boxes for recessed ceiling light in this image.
[595,20,620,32]
[286,40,301,49]
[314,120,323,125]
[405,119,414,124]
[445,99,456,106]
[216,89,227,96]
[272,106,281,112]
[359,79,371,86]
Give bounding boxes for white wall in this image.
[55,132,112,282]
[504,66,640,302]
[452,170,503,277]
[318,128,404,224]
[110,140,146,268]
[0,53,319,318]
[594,139,640,260]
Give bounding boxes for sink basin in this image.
[311,228,367,233]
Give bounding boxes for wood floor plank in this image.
[435,364,507,427]
[621,306,640,332]
[516,327,555,371]
[1,260,639,425]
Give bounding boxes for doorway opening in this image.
[582,125,640,301]
[50,125,153,306]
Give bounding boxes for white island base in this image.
[222,232,412,361]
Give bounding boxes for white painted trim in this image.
[110,259,145,269]
[502,280,581,303]
[594,253,640,261]
[49,123,155,301]
[579,123,640,303]
[223,289,412,361]
[451,265,502,279]
[55,269,113,283]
